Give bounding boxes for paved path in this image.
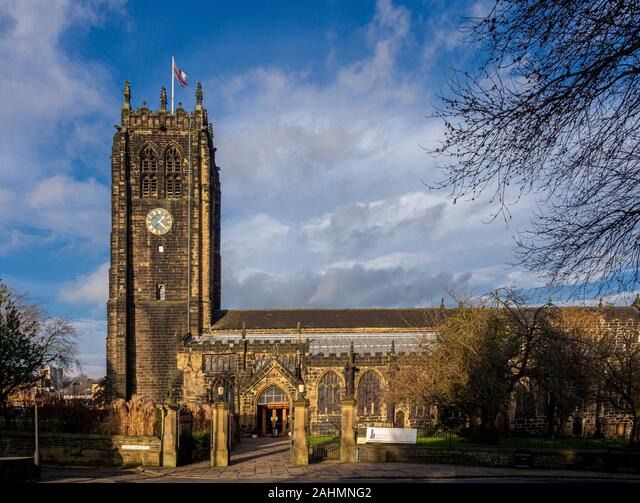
[41,437,640,483]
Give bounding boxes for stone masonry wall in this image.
[0,431,161,467]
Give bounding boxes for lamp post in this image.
[33,387,40,466]
[33,385,46,466]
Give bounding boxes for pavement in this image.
[40,437,640,483]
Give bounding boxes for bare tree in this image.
[431,1,640,293]
[0,279,78,406]
[528,307,602,437]
[389,289,610,438]
[595,325,640,444]
[390,289,550,439]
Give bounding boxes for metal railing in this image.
[309,435,340,462]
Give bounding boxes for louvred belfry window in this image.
[140,145,158,197]
[165,146,182,198]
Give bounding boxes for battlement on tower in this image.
[119,80,211,133]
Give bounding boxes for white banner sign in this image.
[365,427,417,444]
[121,444,150,451]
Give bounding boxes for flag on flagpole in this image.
[174,61,188,88]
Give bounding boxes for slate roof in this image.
[210,308,440,331]
[208,306,640,332]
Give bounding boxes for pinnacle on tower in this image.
[123,80,131,109]
[196,81,203,108]
[160,86,167,111]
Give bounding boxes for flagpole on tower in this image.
[171,55,175,113]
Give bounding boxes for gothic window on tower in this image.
[156,283,166,301]
[317,371,342,415]
[165,145,182,198]
[357,370,382,416]
[140,145,158,197]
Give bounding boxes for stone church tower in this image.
[106,81,221,401]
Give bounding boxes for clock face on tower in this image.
[145,208,173,235]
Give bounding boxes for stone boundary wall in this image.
[357,444,640,473]
[0,431,161,467]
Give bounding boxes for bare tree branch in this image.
[430,0,640,294]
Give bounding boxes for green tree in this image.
[0,279,78,406]
[390,290,549,440]
[389,290,597,439]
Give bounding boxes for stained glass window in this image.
[357,371,382,415]
[317,371,341,414]
[257,385,288,405]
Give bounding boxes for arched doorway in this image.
[257,385,290,437]
[572,416,583,436]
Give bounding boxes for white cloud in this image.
[219,186,534,309]
[302,192,446,257]
[0,0,119,249]
[59,262,109,307]
[328,252,432,272]
[211,0,545,311]
[1,175,111,253]
[211,1,435,220]
[223,262,473,309]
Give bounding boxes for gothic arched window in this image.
[317,371,342,415]
[254,354,269,372]
[410,404,426,418]
[140,145,158,197]
[357,371,382,416]
[165,146,182,198]
[257,385,288,405]
[278,354,295,371]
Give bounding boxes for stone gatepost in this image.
[210,402,229,467]
[161,399,179,468]
[340,398,357,463]
[291,398,310,465]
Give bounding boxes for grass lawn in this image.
[308,435,340,446]
[415,434,630,450]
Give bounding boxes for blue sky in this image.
[1,0,632,377]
